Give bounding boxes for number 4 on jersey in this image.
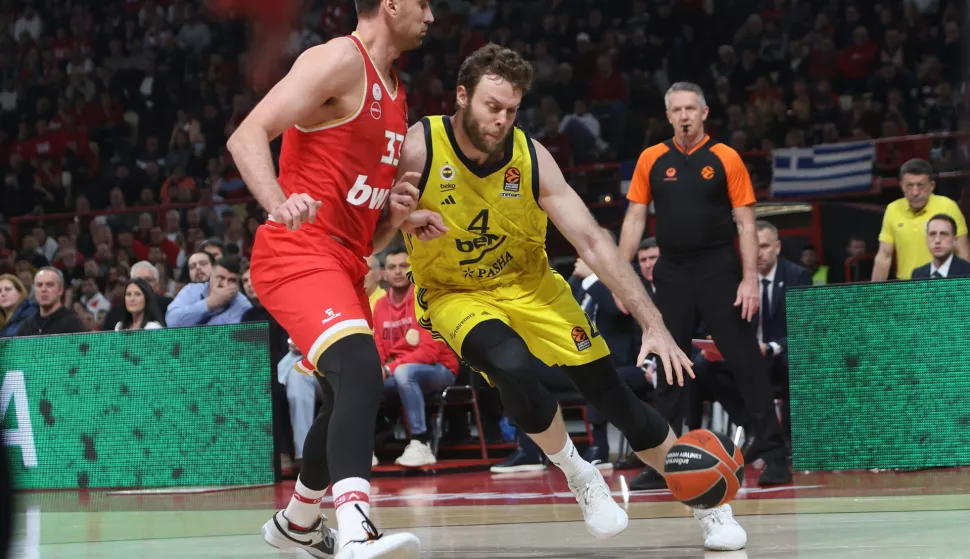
[467,209,489,235]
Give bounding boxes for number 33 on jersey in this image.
[274,33,408,258]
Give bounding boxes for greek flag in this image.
[771,141,875,197]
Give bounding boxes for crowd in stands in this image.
[0,0,966,473]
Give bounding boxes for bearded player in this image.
[227,1,440,558]
[395,44,747,551]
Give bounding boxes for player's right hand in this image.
[388,172,422,227]
[272,193,322,231]
[401,210,449,241]
[638,325,695,387]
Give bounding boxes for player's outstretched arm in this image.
[534,139,660,329]
[227,40,363,229]
[533,139,693,384]
[372,121,447,252]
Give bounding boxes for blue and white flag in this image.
[771,140,875,197]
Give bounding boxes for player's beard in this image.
[459,109,506,157]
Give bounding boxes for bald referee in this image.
[618,82,790,486]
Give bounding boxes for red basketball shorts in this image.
[250,221,373,373]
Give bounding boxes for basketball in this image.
[664,429,744,509]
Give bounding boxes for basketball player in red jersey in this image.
[227,1,439,557]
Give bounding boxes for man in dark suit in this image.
[694,220,812,454]
[911,214,970,279]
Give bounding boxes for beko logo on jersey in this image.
[346,174,390,209]
[440,165,456,191]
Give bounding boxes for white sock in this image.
[284,476,328,531]
[333,477,372,549]
[545,437,592,481]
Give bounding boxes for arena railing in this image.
[10,132,967,242]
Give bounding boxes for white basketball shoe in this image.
[694,504,747,550]
[334,504,421,559]
[567,466,629,539]
[262,510,338,558]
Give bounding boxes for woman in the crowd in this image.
[0,274,37,337]
[115,279,165,331]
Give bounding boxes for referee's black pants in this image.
[652,244,787,461]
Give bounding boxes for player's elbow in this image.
[226,123,265,157]
[576,228,613,264]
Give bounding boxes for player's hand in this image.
[734,277,760,322]
[272,193,322,231]
[402,210,449,241]
[388,172,422,227]
[638,325,694,387]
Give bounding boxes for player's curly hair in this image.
[457,43,534,99]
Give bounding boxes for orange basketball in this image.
[664,429,744,509]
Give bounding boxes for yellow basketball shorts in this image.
[417,270,610,368]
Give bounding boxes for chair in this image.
[430,364,488,460]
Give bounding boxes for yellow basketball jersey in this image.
[404,115,549,293]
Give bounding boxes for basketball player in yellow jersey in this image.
[396,44,746,550]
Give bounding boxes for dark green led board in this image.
[0,323,274,489]
[787,278,970,471]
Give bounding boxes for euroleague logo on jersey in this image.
[500,167,522,198]
[571,326,592,351]
[370,83,384,119]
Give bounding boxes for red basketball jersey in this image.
[274,33,408,258]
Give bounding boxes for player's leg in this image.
[252,258,418,558]
[307,280,420,557]
[564,357,746,551]
[514,271,745,551]
[458,319,628,539]
[250,262,339,557]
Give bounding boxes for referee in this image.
[618,82,791,486]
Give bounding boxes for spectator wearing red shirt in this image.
[375,246,459,468]
[807,36,839,81]
[838,27,878,90]
[588,54,628,152]
[26,119,66,162]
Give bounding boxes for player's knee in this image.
[566,357,669,450]
[315,333,384,405]
[460,321,535,383]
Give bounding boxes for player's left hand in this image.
[734,277,760,322]
[388,172,422,227]
[639,325,695,387]
[401,210,449,241]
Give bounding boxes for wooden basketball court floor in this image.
[10,466,970,558]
